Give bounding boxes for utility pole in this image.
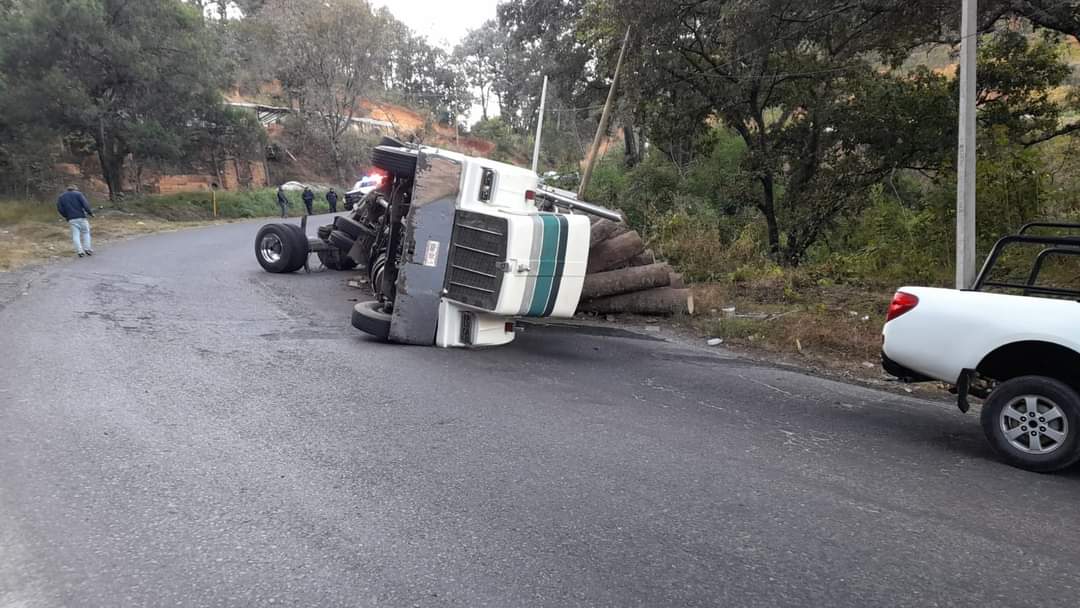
[578,27,631,199]
[956,0,978,289]
[531,75,548,174]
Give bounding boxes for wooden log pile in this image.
[577,215,694,316]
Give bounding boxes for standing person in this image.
[276,185,289,218]
[56,185,94,258]
[301,186,315,215]
[325,188,339,213]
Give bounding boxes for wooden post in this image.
[578,27,631,199]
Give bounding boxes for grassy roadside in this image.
[686,279,888,377]
[0,188,320,271]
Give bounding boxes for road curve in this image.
[2,219,1079,607]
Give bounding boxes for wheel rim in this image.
[259,233,284,264]
[1000,394,1068,455]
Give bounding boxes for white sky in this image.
[369,0,501,50]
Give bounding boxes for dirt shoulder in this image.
[574,280,954,403]
[0,210,220,271]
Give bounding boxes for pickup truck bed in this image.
[881,224,1080,472]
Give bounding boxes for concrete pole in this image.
[531,75,549,174]
[956,0,978,289]
[578,27,631,199]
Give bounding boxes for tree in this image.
[454,23,503,121]
[617,0,1080,265]
[1,0,232,200]
[258,0,381,182]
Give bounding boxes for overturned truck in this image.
[254,140,622,347]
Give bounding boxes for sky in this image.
[369,0,501,50]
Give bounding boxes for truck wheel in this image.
[328,229,355,253]
[372,147,417,178]
[317,224,333,240]
[333,215,371,240]
[281,224,310,271]
[351,301,391,340]
[980,376,1080,472]
[317,248,357,271]
[255,223,307,273]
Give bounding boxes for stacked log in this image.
[577,215,693,316]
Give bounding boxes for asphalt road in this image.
[3,218,1080,608]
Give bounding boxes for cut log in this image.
[580,263,672,300]
[628,248,655,267]
[668,272,686,289]
[587,230,645,273]
[589,218,629,248]
[577,287,694,316]
[589,219,620,247]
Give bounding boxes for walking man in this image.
[325,188,339,213]
[276,185,289,218]
[302,186,315,215]
[57,185,94,258]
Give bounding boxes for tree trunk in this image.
[628,249,655,267]
[759,172,781,261]
[623,125,639,168]
[581,263,673,300]
[578,287,694,316]
[587,230,645,273]
[97,143,125,202]
[668,272,686,289]
[589,218,628,247]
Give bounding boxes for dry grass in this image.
[0,204,212,271]
[687,279,891,377]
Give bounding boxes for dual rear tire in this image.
[255,223,309,273]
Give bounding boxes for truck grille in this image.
[444,211,507,310]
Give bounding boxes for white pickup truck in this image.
[882,223,1080,472]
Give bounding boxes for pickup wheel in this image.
[980,376,1080,473]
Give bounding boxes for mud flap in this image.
[387,153,461,345]
[955,369,975,413]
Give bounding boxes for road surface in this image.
[2,219,1079,607]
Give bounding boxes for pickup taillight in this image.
[886,291,919,322]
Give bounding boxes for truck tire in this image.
[980,375,1080,472]
[255,223,307,273]
[351,301,391,340]
[328,229,355,253]
[317,224,333,240]
[372,146,417,178]
[317,248,357,271]
[333,215,370,240]
[282,224,311,271]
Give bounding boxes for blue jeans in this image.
[69,218,91,254]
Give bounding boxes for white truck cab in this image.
[340,142,618,348]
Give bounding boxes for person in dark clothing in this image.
[325,188,339,213]
[302,187,315,215]
[276,186,289,218]
[56,185,94,257]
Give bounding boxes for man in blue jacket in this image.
[302,186,315,215]
[325,188,338,213]
[56,185,94,257]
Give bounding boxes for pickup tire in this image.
[980,375,1080,472]
[351,301,391,340]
